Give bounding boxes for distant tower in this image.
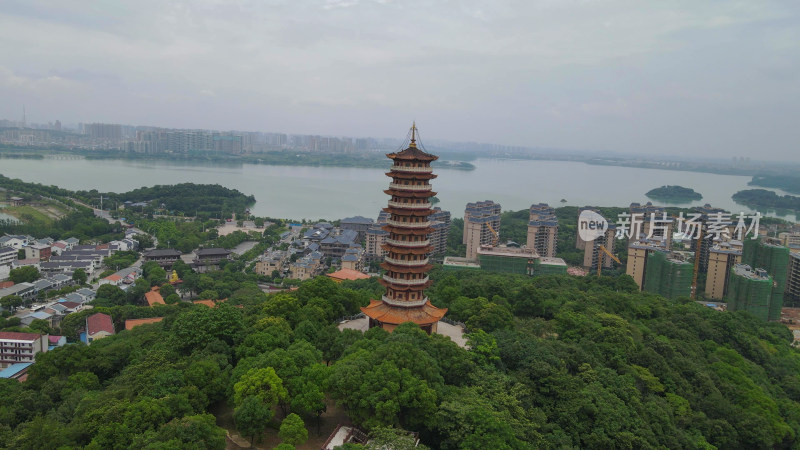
[361,123,447,333]
[22,105,26,128]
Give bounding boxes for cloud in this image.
[0,1,798,160]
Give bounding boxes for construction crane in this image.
[596,244,621,276]
[487,223,500,246]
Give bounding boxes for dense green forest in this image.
[749,175,800,195]
[0,207,123,243]
[0,174,256,218]
[4,264,800,448]
[646,185,703,202]
[84,184,256,217]
[733,189,800,212]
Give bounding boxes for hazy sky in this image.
[1,1,798,160]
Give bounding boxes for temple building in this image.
[361,124,448,333]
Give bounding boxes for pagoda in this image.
[361,123,447,333]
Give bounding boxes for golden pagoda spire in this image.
[409,121,417,148]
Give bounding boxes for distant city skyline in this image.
[1,1,798,161]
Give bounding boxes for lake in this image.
[0,156,794,222]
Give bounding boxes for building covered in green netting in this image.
[740,238,789,320]
[477,246,537,275]
[642,251,693,299]
[726,264,774,321]
[534,257,568,276]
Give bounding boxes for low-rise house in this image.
[304,227,331,242]
[0,235,29,249]
[63,237,79,249]
[24,244,51,261]
[255,250,288,276]
[341,246,364,272]
[61,292,90,305]
[0,282,36,302]
[290,251,324,280]
[0,362,33,381]
[341,216,374,242]
[75,288,96,302]
[86,313,114,344]
[39,260,93,277]
[100,274,124,286]
[109,239,138,252]
[50,242,67,256]
[47,335,67,349]
[48,274,73,290]
[143,249,182,268]
[11,258,40,270]
[55,301,83,313]
[47,303,68,315]
[0,246,16,266]
[31,278,54,294]
[320,229,359,259]
[20,311,54,328]
[99,267,140,286]
[0,332,47,368]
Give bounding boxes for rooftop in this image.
[327,268,370,282]
[125,317,164,330]
[341,216,374,224]
[87,313,114,336]
[144,288,165,306]
[0,331,41,341]
[195,247,232,256]
[143,249,182,257]
[477,245,538,258]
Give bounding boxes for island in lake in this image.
[732,189,800,212]
[645,185,703,202]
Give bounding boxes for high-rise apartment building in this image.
[527,203,558,257]
[726,264,774,321]
[630,202,674,249]
[740,238,790,321]
[584,223,617,270]
[643,251,693,299]
[626,240,664,290]
[429,207,451,257]
[786,252,800,307]
[365,224,389,259]
[705,243,742,300]
[463,201,501,260]
[84,123,122,141]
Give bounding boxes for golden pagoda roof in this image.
[386,122,439,162]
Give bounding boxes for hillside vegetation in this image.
[2,269,800,448]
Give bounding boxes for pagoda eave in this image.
[381,262,433,273]
[381,225,434,235]
[381,244,432,255]
[386,151,438,162]
[378,279,434,290]
[361,299,446,326]
[382,207,434,216]
[386,172,438,180]
[383,189,437,198]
